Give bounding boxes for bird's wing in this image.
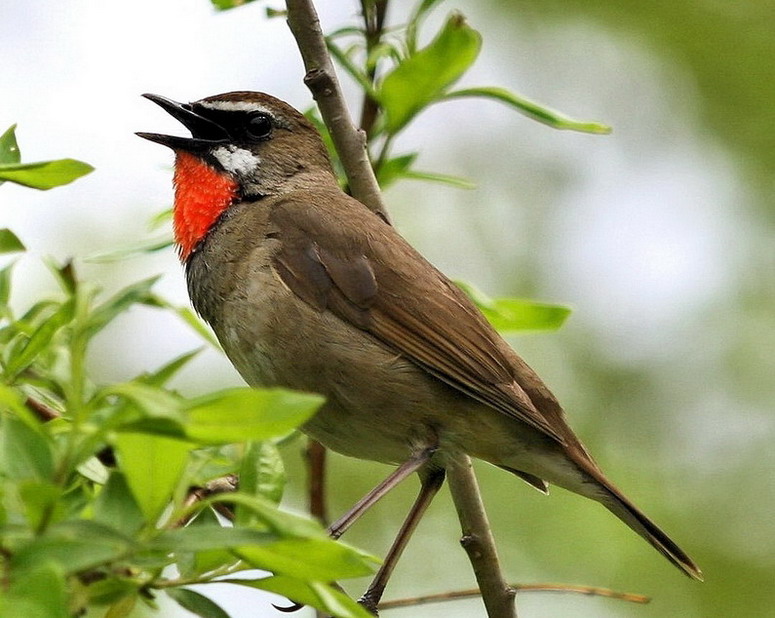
[269,194,566,443]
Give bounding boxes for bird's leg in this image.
[358,467,446,615]
[327,445,437,540]
[274,446,440,614]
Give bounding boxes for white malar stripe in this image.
[212,145,260,177]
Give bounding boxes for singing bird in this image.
[138,91,701,601]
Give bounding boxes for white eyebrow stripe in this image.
[198,100,274,113]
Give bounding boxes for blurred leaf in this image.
[174,307,221,348]
[456,281,571,332]
[4,561,68,618]
[443,87,612,134]
[114,433,192,521]
[376,153,417,188]
[151,526,276,552]
[205,492,323,538]
[104,381,185,423]
[83,276,160,338]
[5,299,74,378]
[0,229,25,254]
[402,169,475,189]
[140,349,201,388]
[0,384,40,429]
[93,472,145,535]
[184,388,324,444]
[0,159,93,190]
[239,441,285,507]
[210,0,256,10]
[379,13,481,134]
[87,236,174,263]
[147,208,173,230]
[85,577,140,607]
[236,537,377,581]
[103,595,137,617]
[0,261,15,308]
[0,124,21,165]
[11,520,135,575]
[166,588,229,618]
[18,480,64,530]
[44,258,77,296]
[0,415,54,480]
[224,576,373,618]
[77,455,110,484]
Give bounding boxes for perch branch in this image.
[447,455,516,618]
[285,0,391,223]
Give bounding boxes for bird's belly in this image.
[212,272,555,470]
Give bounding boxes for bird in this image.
[137,90,702,604]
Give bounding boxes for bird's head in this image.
[138,91,334,259]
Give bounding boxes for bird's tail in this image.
[589,468,703,581]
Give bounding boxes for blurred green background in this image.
[3,1,774,616]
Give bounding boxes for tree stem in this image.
[447,455,517,618]
[285,0,391,223]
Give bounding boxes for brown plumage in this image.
[138,91,702,582]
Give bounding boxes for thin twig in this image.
[25,396,61,422]
[305,439,329,524]
[285,0,391,223]
[446,454,516,618]
[379,583,650,610]
[172,475,238,528]
[358,0,389,137]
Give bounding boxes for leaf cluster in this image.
[0,134,374,617]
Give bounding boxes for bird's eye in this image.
[246,113,273,139]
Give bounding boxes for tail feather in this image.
[598,479,703,581]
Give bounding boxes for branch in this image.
[285,0,391,223]
[446,455,516,618]
[379,583,649,611]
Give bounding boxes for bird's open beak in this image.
[136,93,229,151]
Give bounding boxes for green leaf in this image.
[210,0,257,10]
[104,381,185,424]
[5,299,74,378]
[376,153,417,188]
[236,537,377,580]
[0,229,25,254]
[0,384,41,430]
[151,526,276,552]
[239,441,285,507]
[83,276,160,338]
[0,415,54,480]
[174,306,221,348]
[205,493,323,538]
[4,561,68,618]
[222,576,373,618]
[87,235,174,263]
[11,520,135,575]
[442,86,612,134]
[184,388,324,445]
[0,159,93,190]
[85,577,141,606]
[167,588,230,618]
[456,281,571,333]
[18,480,65,530]
[402,169,475,189]
[114,433,192,521]
[140,349,201,388]
[0,125,21,165]
[93,472,146,535]
[0,260,15,309]
[379,13,482,134]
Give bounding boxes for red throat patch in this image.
[172,151,239,260]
